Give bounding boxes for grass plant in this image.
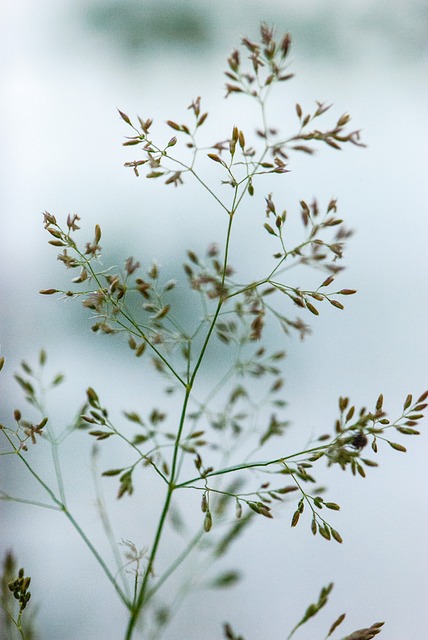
[1,24,425,640]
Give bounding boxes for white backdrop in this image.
[1,1,427,639]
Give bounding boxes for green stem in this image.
[72,245,186,388]
[0,493,62,511]
[124,479,175,639]
[145,527,205,604]
[0,601,26,639]
[124,210,236,639]
[106,419,168,485]
[62,508,130,607]
[17,623,26,640]
[92,454,132,601]
[48,430,67,505]
[175,441,333,488]
[12,450,130,609]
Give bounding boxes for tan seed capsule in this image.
[136,342,146,357]
[204,511,212,532]
[291,510,300,527]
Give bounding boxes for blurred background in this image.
[1,1,427,638]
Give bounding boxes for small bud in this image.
[306,301,319,316]
[86,387,99,406]
[264,223,277,236]
[339,396,349,411]
[163,279,176,291]
[118,109,132,125]
[166,120,181,131]
[280,33,291,58]
[291,510,300,527]
[197,112,208,127]
[403,394,413,410]
[154,305,170,320]
[321,275,334,288]
[337,113,350,127]
[331,528,343,543]
[101,468,124,477]
[346,406,355,422]
[319,524,331,540]
[329,299,344,310]
[207,153,226,166]
[47,227,62,239]
[388,441,407,453]
[135,342,146,357]
[204,510,212,532]
[324,502,340,511]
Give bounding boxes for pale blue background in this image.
[1,1,427,639]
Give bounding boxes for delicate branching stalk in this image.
[1,23,425,640]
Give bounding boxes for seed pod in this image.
[204,510,212,532]
[136,342,146,357]
[324,502,340,511]
[388,441,407,452]
[329,300,344,310]
[311,517,317,535]
[321,276,334,288]
[291,509,300,527]
[403,394,412,410]
[319,525,331,540]
[207,153,225,165]
[306,301,319,316]
[118,109,132,124]
[86,387,99,406]
[166,120,181,131]
[331,528,343,543]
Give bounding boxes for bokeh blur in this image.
[1,1,427,639]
